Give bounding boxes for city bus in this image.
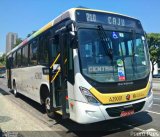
[6,8,153,124]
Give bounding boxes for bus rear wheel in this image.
[13,80,18,97]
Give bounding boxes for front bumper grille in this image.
[106,101,145,117]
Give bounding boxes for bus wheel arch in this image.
[40,84,49,105]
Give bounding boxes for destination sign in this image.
[76,10,142,29]
[88,65,113,74]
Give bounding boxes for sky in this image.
[0,0,160,53]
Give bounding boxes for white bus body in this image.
[6,8,153,124]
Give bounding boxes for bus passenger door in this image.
[49,26,75,119]
[49,33,69,118]
[59,31,75,119]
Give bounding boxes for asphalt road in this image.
[0,78,160,137]
[153,79,160,91]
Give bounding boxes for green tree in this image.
[14,38,23,48]
[147,33,160,75]
[14,31,37,48]
[27,30,36,37]
[0,53,6,66]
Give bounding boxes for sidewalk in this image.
[0,85,62,137]
[152,79,160,91]
[0,93,52,131]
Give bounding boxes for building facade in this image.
[6,32,18,53]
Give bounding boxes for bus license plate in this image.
[120,110,134,117]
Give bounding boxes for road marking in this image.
[127,124,160,137]
[146,128,158,132]
[126,124,144,131]
[145,128,160,137]
[124,124,159,137]
[153,92,160,95]
[147,110,160,115]
[153,104,160,107]
[153,98,160,100]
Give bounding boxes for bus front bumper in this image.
[70,91,153,124]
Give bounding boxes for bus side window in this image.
[17,49,22,67]
[49,35,59,62]
[30,39,38,66]
[38,35,49,65]
[22,45,29,67]
[13,52,17,68]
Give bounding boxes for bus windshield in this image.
[78,29,150,83]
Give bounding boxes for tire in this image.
[44,90,55,118]
[13,81,18,97]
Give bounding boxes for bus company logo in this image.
[133,94,136,98]
[126,94,131,101]
[133,92,144,99]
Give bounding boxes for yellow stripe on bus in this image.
[51,69,61,83]
[90,82,150,105]
[55,110,62,115]
[33,22,52,38]
[50,53,60,69]
[50,58,67,83]
[64,58,67,64]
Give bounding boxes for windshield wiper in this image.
[97,25,113,60]
[97,25,115,78]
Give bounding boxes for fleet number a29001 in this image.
[109,96,122,103]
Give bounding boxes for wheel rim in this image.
[45,97,50,110]
[13,82,17,95]
[13,88,17,95]
[14,89,17,95]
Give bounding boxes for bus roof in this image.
[7,8,138,56]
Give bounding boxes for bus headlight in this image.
[79,87,100,105]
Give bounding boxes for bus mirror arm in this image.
[67,31,78,49]
[65,20,75,31]
[70,35,78,49]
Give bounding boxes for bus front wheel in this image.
[42,87,55,119]
[45,95,55,118]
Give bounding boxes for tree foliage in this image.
[147,33,160,75]
[0,53,6,66]
[14,38,23,48]
[27,30,36,38]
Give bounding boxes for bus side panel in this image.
[12,65,48,104]
[68,49,91,121]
